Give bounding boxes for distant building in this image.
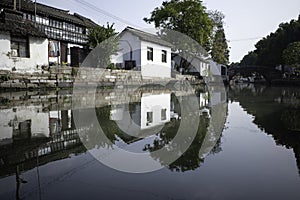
[112,27,173,78]
[172,54,210,78]
[0,0,97,72]
[208,60,228,83]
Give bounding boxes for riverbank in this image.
[0,67,203,91]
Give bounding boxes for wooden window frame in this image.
[10,36,30,58]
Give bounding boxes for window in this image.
[147,47,153,61]
[162,50,167,63]
[11,36,29,58]
[146,112,153,126]
[36,15,41,23]
[161,109,167,120]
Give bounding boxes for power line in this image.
[72,0,265,43]
[72,0,141,28]
[71,0,264,43]
[228,37,262,42]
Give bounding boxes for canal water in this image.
[0,85,300,200]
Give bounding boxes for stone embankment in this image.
[0,67,202,90]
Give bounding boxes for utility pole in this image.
[13,0,16,10]
[34,0,37,26]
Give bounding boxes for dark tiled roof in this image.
[0,0,97,27]
[0,21,46,37]
[0,9,46,37]
[122,27,173,48]
[73,13,97,28]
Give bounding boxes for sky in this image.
[37,0,300,63]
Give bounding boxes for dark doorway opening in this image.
[125,60,136,70]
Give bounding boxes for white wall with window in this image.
[111,29,172,78]
[0,32,48,72]
[141,41,171,78]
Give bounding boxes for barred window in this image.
[11,36,29,58]
[147,47,153,61]
[146,112,153,126]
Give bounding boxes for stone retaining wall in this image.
[0,67,203,90]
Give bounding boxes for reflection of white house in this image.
[141,93,171,129]
[208,88,227,107]
[0,106,50,144]
[0,106,74,146]
[111,27,173,78]
[110,93,171,131]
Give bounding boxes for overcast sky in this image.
[38,0,300,63]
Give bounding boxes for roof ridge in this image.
[126,26,158,37]
[36,2,69,13]
[123,27,173,48]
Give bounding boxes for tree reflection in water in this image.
[229,84,300,174]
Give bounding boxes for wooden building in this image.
[0,0,97,72]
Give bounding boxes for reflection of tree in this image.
[281,109,300,131]
[80,104,146,149]
[168,115,210,172]
[229,86,300,174]
[76,107,120,149]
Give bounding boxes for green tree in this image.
[144,0,213,51]
[87,23,118,68]
[88,23,117,48]
[211,28,229,64]
[209,10,229,64]
[144,0,213,71]
[282,41,300,68]
[252,15,300,67]
[240,51,258,66]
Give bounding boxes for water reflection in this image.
[75,86,227,172]
[0,87,228,199]
[229,84,300,174]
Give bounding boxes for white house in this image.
[208,60,228,83]
[112,27,173,78]
[184,55,210,78]
[0,9,48,72]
